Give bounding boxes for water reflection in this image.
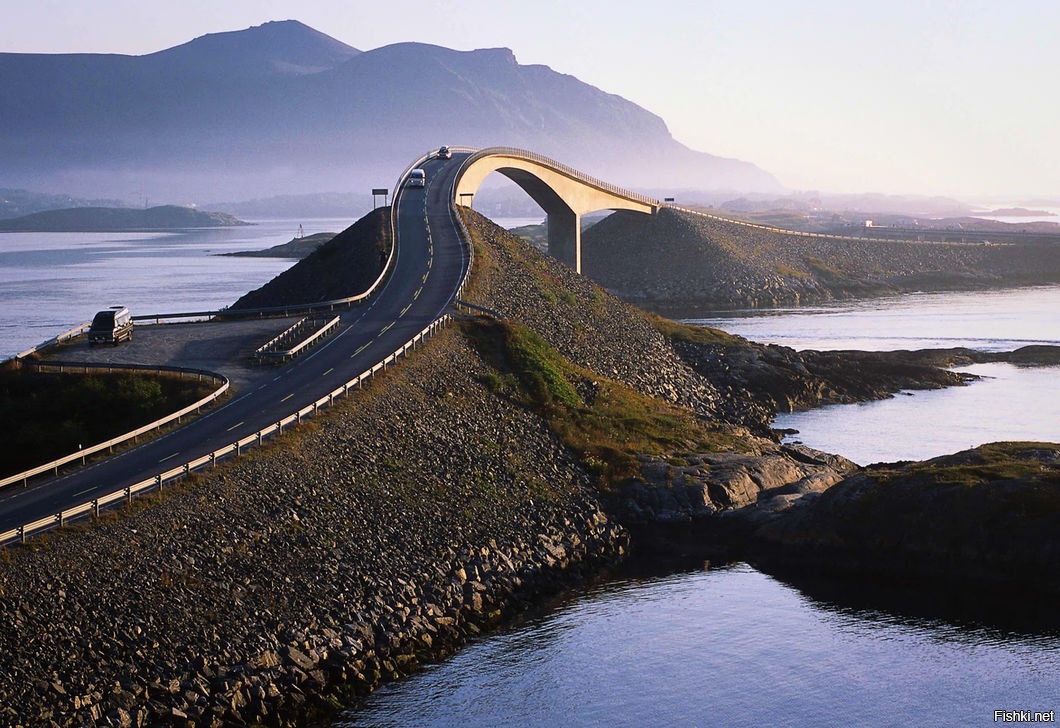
[337,558,1060,727]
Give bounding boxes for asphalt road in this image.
[0,152,471,532]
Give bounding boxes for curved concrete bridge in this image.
[453,147,660,273]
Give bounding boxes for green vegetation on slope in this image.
[463,318,746,485]
[647,314,741,346]
[0,369,214,477]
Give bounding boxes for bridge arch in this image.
[453,147,659,273]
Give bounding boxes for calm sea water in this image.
[686,285,1060,465]
[339,562,1060,728]
[0,218,355,359]
[337,285,1060,728]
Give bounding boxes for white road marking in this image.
[226,421,245,432]
[158,452,180,463]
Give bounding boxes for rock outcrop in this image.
[750,442,1060,594]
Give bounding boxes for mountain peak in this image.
[148,20,361,77]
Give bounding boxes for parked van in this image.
[406,169,426,188]
[88,306,133,345]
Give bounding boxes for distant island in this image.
[0,205,248,232]
[977,207,1056,217]
[222,231,336,259]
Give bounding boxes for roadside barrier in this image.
[254,316,340,362]
[0,147,480,547]
[0,362,229,491]
[0,315,452,546]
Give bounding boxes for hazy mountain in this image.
[0,20,782,203]
[0,188,126,220]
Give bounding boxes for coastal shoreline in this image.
[0,209,1055,727]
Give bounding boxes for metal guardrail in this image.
[0,362,229,490]
[0,147,481,547]
[12,322,92,362]
[0,315,451,546]
[255,316,340,362]
[668,204,984,246]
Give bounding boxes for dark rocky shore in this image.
[582,207,1060,309]
[1,208,1056,727]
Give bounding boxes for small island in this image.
[0,205,248,232]
[977,207,1056,217]
[222,231,336,259]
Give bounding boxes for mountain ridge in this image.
[0,21,783,202]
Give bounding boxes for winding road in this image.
[0,151,472,534]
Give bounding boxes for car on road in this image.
[88,305,133,345]
[437,145,452,159]
[407,169,426,188]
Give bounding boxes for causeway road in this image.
[0,152,471,532]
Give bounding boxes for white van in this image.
[407,169,426,188]
[88,306,133,345]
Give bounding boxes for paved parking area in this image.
[43,317,304,393]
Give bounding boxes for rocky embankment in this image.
[1,206,1056,726]
[230,209,387,310]
[0,325,628,727]
[581,207,1060,309]
[751,442,1060,594]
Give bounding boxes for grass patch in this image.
[647,313,741,346]
[463,318,749,485]
[806,256,848,279]
[775,263,810,279]
[869,442,1060,491]
[0,369,214,478]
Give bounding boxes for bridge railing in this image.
[0,362,230,491]
[457,146,662,210]
[667,204,988,247]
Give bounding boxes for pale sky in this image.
[2,0,1057,199]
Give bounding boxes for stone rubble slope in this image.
[581,207,1060,309]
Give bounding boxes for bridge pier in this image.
[547,210,580,272]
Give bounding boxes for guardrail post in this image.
[183,463,190,478]
[18,526,25,544]
[156,474,162,493]
[59,511,65,528]
[93,499,99,518]
[210,452,216,468]
[257,431,262,446]
[235,441,241,456]
[125,487,132,505]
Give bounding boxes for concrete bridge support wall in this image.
[547,209,580,271]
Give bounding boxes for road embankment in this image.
[582,207,1060,309]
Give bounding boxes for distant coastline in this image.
[0,205,248,232]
